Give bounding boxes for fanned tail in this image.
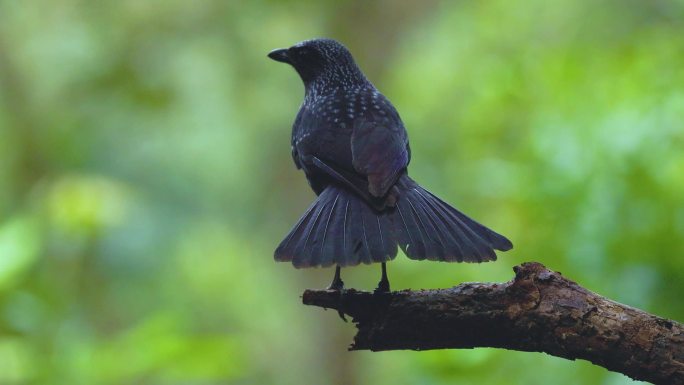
[275,175,512,268]
[392,175,512,262]
[275,185,397,268]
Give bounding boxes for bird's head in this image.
[268,38,366,89]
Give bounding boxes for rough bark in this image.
[302,262,684,385]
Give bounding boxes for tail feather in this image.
[275,198,318,260]
[410,191,447,261]
[394,201,426,259]
[436,192,513,251]
[340,198,355,265]
[379,213,399,261]
[361,204,396,263]
[424,187,512,252]
[427,191,497,261]
[413,188,466,262]
[347,196,370,265]
[291,196,329,268]
[406,197,441,260]
[317,192,342,267]
[275,175,512,268]
[419,187,490,261]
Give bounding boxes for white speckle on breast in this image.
[295,132,311,145]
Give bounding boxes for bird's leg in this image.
[375,262,390,293]
[327,265,344,290]
[327,266,347,321]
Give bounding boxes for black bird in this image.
[268,38,512,292]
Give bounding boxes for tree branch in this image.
[302,262,684,385]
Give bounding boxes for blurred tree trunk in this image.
[0,35,49,205]
[304,262,684,385]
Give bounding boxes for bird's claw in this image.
[327,279,344,291]
[337,309,347,322]
[326,283,348,322]
[374,280,390,294]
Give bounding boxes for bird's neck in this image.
[304,67,368,101]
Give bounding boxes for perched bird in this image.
[268,38,512,292]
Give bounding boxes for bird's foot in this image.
[327,266,347,321]
[327,278,344,291]
[327,278,347,322]
[327,265,344,291]
[374,279,390,294]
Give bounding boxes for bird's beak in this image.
[268,48,291,64]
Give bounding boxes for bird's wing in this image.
[290,106,305,170]
[351,114,409,198]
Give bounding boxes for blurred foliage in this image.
[0,0,683,384]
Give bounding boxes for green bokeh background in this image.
[1,1,683,384]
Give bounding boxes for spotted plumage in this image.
[268,38,512,291]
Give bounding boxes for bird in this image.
[268,38,512,293]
